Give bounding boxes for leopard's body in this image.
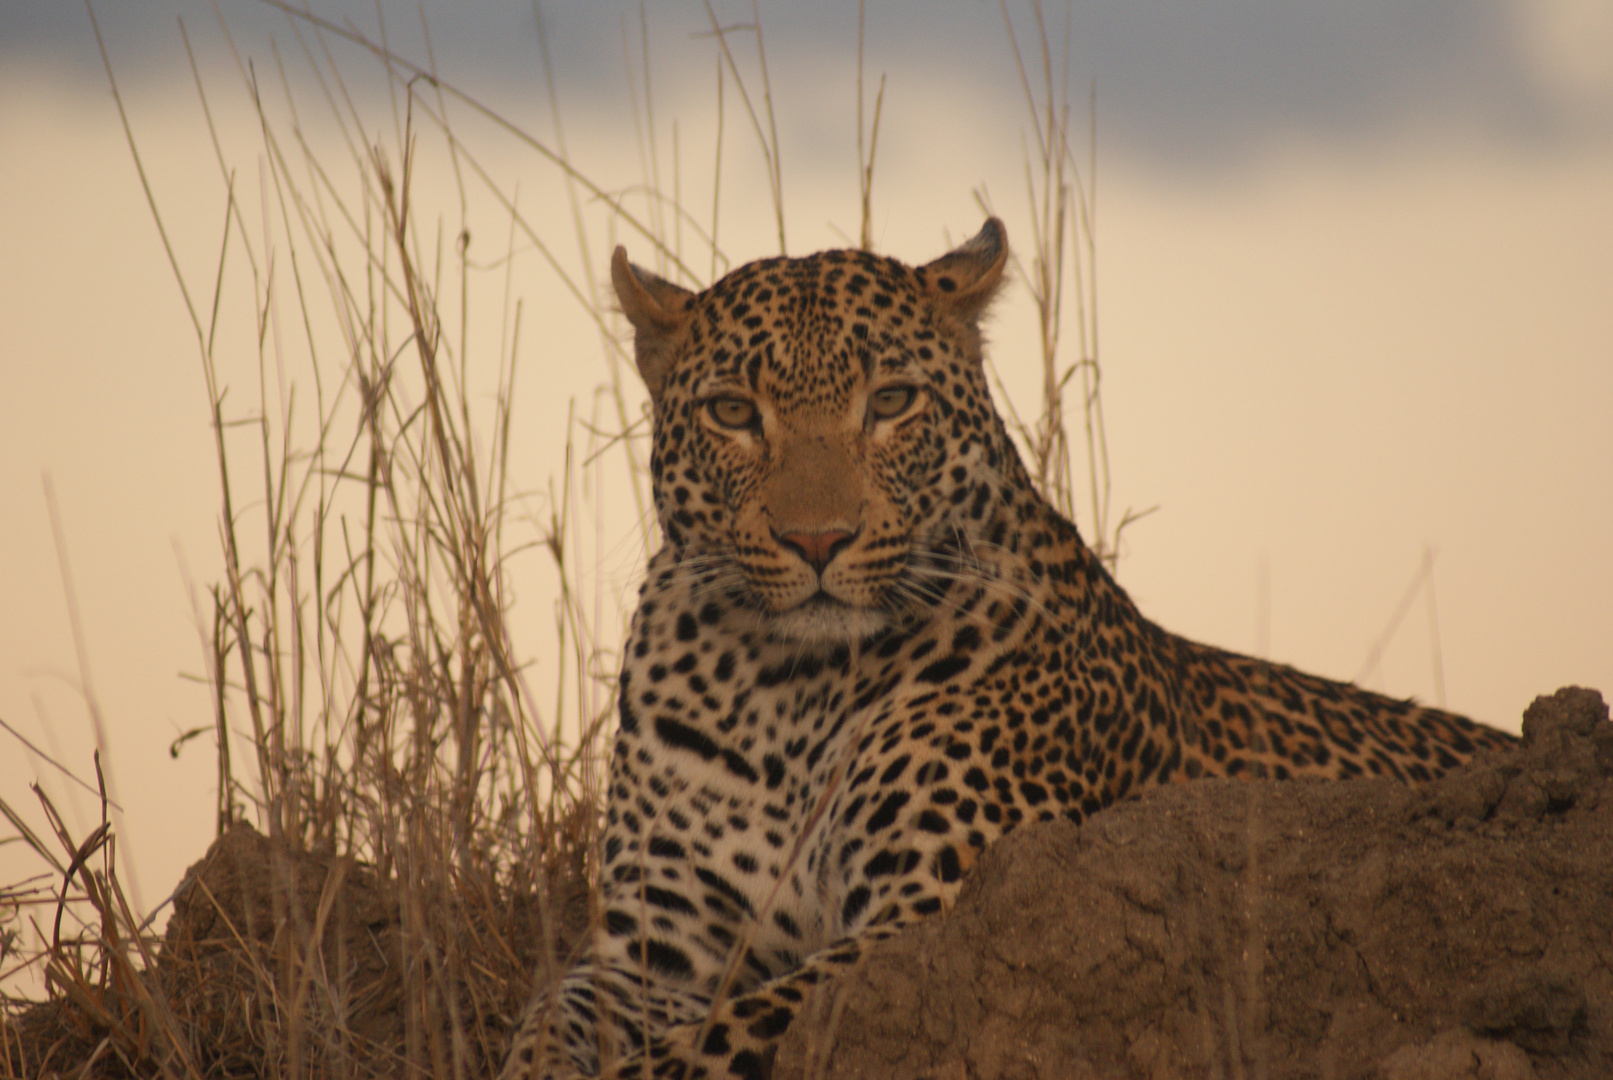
[499,221,1515,1080]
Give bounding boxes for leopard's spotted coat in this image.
[498,220,1515,1079]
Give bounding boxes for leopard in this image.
[498,219,1516,1080]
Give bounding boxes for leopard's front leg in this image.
[499,947,716,1079]
[597,923,909,1080]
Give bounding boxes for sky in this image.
[2,0,1610,946]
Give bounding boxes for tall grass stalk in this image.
[988,0,1153,571]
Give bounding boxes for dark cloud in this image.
[5,0,1607,171]
[1062,1,1597,160]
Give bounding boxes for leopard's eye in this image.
[869,386,918,420]
[708,397,758,429]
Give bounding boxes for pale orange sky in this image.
[2,1,1610,937]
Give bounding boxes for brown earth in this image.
[3,814,592,1078]
[774,686,1613,1080]
[6,687,1608,1079]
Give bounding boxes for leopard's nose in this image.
[775,529,855,573]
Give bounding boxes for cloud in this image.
[6,0,1610,174]
[1512,0,1613,108]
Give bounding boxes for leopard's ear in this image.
[917,218,1009,324]
[612,247,695,401]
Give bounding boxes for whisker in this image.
[895,556,1053,628]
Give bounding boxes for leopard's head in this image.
[613,220,1024,644]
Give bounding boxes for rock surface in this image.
[775,687,1613,1080]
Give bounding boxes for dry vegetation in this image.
[1,2,1122,1076]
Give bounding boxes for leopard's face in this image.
[617,234,1015,644]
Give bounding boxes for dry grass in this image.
[0,2,1115,1076]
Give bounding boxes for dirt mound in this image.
[149,824,591,1077]
[776,686,1613,1080]
[3,820,593,1078]
[154,824,405,1073]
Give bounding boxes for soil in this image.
[6,687,1608,1078]
[773,686,1613,1080]
[3,813,592,1078]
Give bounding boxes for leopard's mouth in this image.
[767,591,889,645]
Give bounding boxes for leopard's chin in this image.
[767,595,888,646]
